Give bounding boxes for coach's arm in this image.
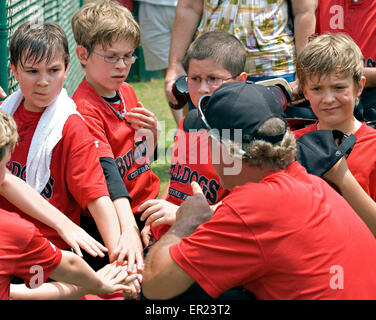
[142,182,213,299]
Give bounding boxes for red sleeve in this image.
[13,226,62,288]
[61,115,109,209]
[169,203,264,298]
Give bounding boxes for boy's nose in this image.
[198,80,211,95]
[37,75,49,86]
[114,58,127,69]
[322,90,336,104]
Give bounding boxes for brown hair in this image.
[71,0,140,55]
[10,21,69,69]
[183,31,247,77]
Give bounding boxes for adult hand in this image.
[172,182,214,237]
[164,64,186,106]
[139,199,179,228]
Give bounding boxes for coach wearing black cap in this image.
[143,81,376,300]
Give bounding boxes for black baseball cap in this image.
[183,80,287,144]
[296,130,357,177]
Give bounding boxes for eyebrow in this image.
[103,49,134,56]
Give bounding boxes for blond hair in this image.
[71,0,140,54]
[0,111,18,161]
[297,33,364,92]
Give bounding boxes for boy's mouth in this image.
[322,106,340,114]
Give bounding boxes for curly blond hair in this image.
[220,118,297,170]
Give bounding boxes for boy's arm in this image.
[0,171,107,257]
[291,0,317,55]
[86,196,121,258]
[10,262,140,300]
[165,0,203,105]
[324,157,376,237]
[99,157,144,271]
[49,251,134,296]
[111,197,144,272]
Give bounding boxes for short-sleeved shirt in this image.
[170,162,376,299]
[152,118,229,240]
[315,0,376,68]
[294,122,376,201]
[196,0,296,76]
[73,79,160,214]
[0,102,110,249]
[0,209,62,300]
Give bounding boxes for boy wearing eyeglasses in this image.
[139,31,247,246]
[0,21,128,277]
[71,0,160,280]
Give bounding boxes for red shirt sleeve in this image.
[169,202,263,298]
[60,115,109,209]
[14,227,62,288]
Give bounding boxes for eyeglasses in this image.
[198,94,251,159]
[185,75,235,87]
[93,51,138,65]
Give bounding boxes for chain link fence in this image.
[0,0,84,96]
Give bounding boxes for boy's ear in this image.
[10,63,19,81]
[356,76,366,97]
[236,72,248,82]
[64,63,70,80]
[75,45,89,65]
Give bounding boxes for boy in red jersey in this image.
[294,33,376,236]
[138,31,247,244]
[0,110,137,300]
[143,81,376,300]
[0,21,128,275]
[71,0,160,275]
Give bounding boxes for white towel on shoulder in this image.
[1,88,82,193]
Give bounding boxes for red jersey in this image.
[170,162,376,299]
[294,122,376,201]
[152,118,229,240]
[0,102,109,249]
[316,0,376,67]
[72,79,160,214]
[0,209,62,300]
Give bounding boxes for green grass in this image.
[131,78,176,196]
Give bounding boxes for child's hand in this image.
[110,231,144,273]
[126,101,161,155]
[58,219,108,258]
[0,86,7,98]
[141,224,155,247]
[94,262,139,296]
[122,268,142,300]
[126,101,160,138]
[139,199,179,228]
